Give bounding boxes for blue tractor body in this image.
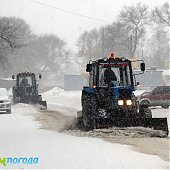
[80,56,168,136]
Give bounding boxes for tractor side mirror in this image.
[12,75,15,80]
[86,64,92,72]
[39,74,42,79]
[140,63,145,72]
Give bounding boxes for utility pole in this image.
[142,49,144,60]
[102,28,104,58]
[130,34,133,58]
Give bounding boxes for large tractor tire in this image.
[139,107,152,118]
[82,94,97,131]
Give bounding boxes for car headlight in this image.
[118,100,124,105]
[126,100,132,105]
[3,100,9,103]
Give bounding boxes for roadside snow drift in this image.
[42,87,81,115]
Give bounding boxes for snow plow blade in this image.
[111,118,169,136]
[38,101,47,110]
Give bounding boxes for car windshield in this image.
[98,63,131,87]
[0,88,8,96]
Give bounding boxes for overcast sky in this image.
[0,0,167,51]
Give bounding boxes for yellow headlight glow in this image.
[126,100,132,105]
[118,100,124,105]
[93,85,96,88]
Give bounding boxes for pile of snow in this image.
[43,87,64,96]
[80,127,168,138]
[42,87,81,115]
[43,87,81,97]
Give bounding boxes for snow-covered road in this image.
[0,104,168,169]
[0,87,169,169]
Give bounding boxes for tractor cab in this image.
[18,75,34,88]
[12,72,47,109]
[13,72,38,97]
[87,57,136,89]
[86,55,145,98]
[80,53,168,135]
[18,73,35,91]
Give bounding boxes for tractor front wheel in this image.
[139,107,152,118]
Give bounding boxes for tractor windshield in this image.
[18,76,32,87]
[99,63,132,87]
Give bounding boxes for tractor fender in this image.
[83,87,94,94]
[82,87,95,106]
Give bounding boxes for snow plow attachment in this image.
[38,101,47,110]
[105,117,169,136]
[77,110,169,137]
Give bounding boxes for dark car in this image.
[139,86,170,109]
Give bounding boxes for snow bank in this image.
[43,87,64,96]
[43,87,81,98]
[42,87,81,115]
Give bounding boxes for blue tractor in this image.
[12,72,47,109]
[80,54,168,135]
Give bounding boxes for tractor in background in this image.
[12,72,47,109]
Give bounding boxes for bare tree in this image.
[0,17,31,73]
[119,3,149,58]
[77,29,101,61]
[8,34,69,76]
[103,22,132,57]
[144,26,169,69]
[0,17,31,49]
[151,2,170,27]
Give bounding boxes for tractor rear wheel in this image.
[82,94,97,131]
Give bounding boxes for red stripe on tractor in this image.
[99,63,129,67]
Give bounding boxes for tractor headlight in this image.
[126,100,132,105]
[118,100,124,105]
